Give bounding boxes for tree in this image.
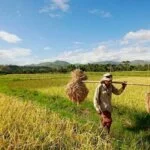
[121,61,131,71]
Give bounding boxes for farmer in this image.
[93,73,127,133]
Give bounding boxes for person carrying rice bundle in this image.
[93,73,127,134]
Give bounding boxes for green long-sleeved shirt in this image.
[93,83,124,113]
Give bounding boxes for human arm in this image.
[93,85,102,113]
[112,81,127,95]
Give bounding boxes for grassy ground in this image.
[0,72,149,149]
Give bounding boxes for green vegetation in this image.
[0,94,111,150]
[0,72,149,149]
[0,60,150,74]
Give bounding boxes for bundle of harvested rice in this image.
[146,92,150,113]
[66,69,89,104]
[71,69,87,81]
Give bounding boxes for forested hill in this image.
[0,60,150,74]
[33,60,150,67]
[32,61,70,68]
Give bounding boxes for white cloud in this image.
[118,46,150,61]
[120,46,149,53]
[51,0,70,12]
[124,29,150,41]
[44,46,52,50]
[89,9,112,18]
[1,29,150,65]
[39,0,70,18]
[89,9,99,14]
[51,44,150,64]
[73,41,84,45]
[41,29,150,64]
[120,40,129,45]
[100,10,112,18]
[0,31,22,43]
[0,48,31,59]
[49,13,62,18]
[42,46,115,64]
[0,48,41,65]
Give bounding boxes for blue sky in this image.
[0,0,150,65]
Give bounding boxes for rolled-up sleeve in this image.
[112,85,124,95]
[93,85,102,113]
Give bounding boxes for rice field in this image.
[0,72,149,149]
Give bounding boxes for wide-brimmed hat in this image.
[101,73,112,82]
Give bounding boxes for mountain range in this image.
[31,60,150,68]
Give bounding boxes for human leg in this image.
[100,111,112,133]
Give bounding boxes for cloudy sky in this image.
[0,0,150,65]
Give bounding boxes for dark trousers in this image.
[99,111,112,133]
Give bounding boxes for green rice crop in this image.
[0,72,149,149]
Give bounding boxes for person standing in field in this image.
[93,73,127,134]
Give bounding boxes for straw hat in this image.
[101,73,112,82]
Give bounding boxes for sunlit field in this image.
[0,72,149,149]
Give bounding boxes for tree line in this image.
[0,61,150,74]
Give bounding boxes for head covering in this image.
[103,73,112,78]
[101,73,113,82]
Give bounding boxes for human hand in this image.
[122,81,127,89]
